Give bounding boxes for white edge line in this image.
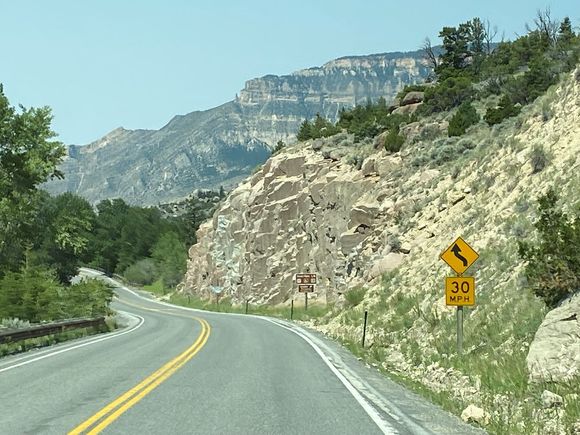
[263,317,398,435]
[0,313,145,374]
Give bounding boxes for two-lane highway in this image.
[0,275,483,434]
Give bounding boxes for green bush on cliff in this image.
[448,101,480,136]
[484,95,521,125]
[384,126,405,152]
[518,188,580,308]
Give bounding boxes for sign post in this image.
[440,237,479,355]
[295,273,316,312]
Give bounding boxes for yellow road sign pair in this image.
[441,237,479,307]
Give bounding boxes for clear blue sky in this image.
[2,0,579,145]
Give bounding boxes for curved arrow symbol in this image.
[451,243,468,267]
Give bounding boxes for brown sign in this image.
[298,284,315,293]
[295,273,317,285]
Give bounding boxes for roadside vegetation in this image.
[0,83,222,333]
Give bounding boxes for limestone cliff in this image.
[45,51,431,205]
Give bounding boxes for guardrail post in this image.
[290,299,294,320]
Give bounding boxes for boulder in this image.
[266,178,301,202]
[277,155,306,177]
[339,230,367,254]
[460,404,489,426]
[361,157,377,176]
[349,203,379,228]
[541,390,564,408]
[527,292,580,383]
[369,253,404,279]
[376,155,402,177]
[401,91,425,106]
[392,102,423,116]
[387,97,401,113]
[373,131,389,150]
[329,149,348,161]
[312,139,324,151]
[449,193,466,206]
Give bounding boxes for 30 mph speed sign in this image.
[445,276,475,306]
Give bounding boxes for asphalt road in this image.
[0,272,484,434]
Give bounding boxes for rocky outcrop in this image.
[527,292,580,383]
[182,140,423,303]
[45,51,432,205]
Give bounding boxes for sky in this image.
[2,0,579,145]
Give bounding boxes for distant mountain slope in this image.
[45,50,432,205]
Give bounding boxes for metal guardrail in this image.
[0,317,106,345]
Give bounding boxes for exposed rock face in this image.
[45,51,432,205]
[527,292,580,383]
[183,143,392,303]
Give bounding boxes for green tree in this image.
[35,193,96,283]
[518,189,579,307]
[0,85,65,274]
[469,17,487,74]
[0,265,62,321]
[273,140,286,154]
[123,258,158,285]
[558,17,575,48]
[422,76,474,113]
[436,23,473,78]
[90,199,130,274]
[297,119,313,141]
[152,231,187,289]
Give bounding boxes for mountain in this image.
[45,50,432,205]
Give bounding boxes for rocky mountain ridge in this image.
[44,50,431,205]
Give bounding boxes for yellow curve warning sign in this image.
[440,237,479,275]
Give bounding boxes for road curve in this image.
[0,273,483,434]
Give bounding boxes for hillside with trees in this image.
[0,86,222,325]
[297,10,579,144]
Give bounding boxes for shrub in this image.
[484,95,521,126]
[384,127,405,152]
[448,101,480,136]
[273,140,286,154]
[124,258,158,285]
[518,188,580,308]
[530,145,549,173]
[345,287,367,307]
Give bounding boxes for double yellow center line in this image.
[69,316,211,434]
